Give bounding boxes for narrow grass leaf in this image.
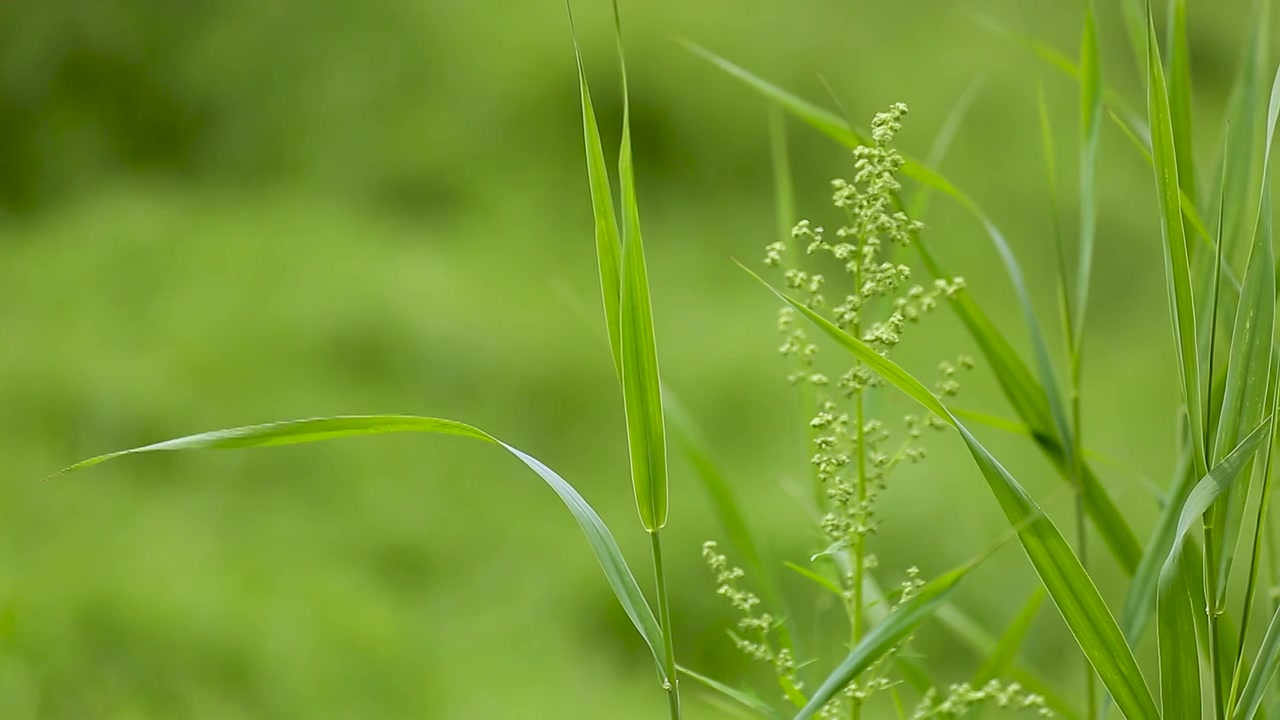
[794,567,970,720]
[569,9,623,379]
[910,78,984,219]
[1147,5,1208,476]
[665,393,794,654]
[1234,604,1280,719]
[1166,0,1197,207]
[1161,418,1273,576]
[785,562,845,598]
[1158,551,1202,719]
[1214,60,1280,608]
[1215,0,1268,264]
[769,108,796,249]
[1157,417,1274,712]
[616,21,668,532]
[974,588,1046,684]
[58,415,669,681]
[1122,446,1193,643]
[1075,0,1102,353]
[682,41,860,148]
[743,266,1159,719]
[679,666,784,719]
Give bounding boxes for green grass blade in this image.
[794,567,971,720]
[769,108,796,248]
[678,666,784,719]
[1147,5,1208,477]
[974,588,1046,685]
[1075,0,1102,355]
[1148,415,1272,718]
[1233,604,1280,719]
[910,78,984,219]
[1166,0,1197,207]
[665,396,767,587]
[1215,0,1269,264]
[742,266,1159,719]
[1161,418,1273,575]
[1122,446,1194,643]
[1214,60,1280,611]
[691,43,1143,575]
[59,415,669,681]
[616,19,668,533]
[1037,80,1074,358]
[1121,0,1147,74]
[569,8,623,379]
[785,562,845,598]
[681,41,861,148]
[665,394,794,655]
[1211,198,1276,605]
[1158,551,1203,719]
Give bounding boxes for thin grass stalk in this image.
[650,532,682,719]
[850,240,868,720]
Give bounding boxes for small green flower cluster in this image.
[910,680,1052,718]
[705,103,1042,717]
[701,541,802,699]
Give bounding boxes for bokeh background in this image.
[0,0,1258,717]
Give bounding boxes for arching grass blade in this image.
[58,415,669,682]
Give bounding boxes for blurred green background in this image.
[0,0,1259,717]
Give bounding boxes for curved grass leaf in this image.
[1160,419,1273,578]
[742,266,1158,720]
[59,415,669,682]
[665,393,794,656]
[975,588,1046,685]
[795,567,970,720]
[1158,550,1202,719]
[688,42,1142,576]
[1154,419,1273,717]
[1233,602,1280,720]
[1122,446,1193,644]
[679,665,784,719]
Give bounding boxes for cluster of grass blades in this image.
[677,1,1280,719]
[54,0,1280,718]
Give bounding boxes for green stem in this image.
[1204,523,1226,720]
[650,531,681,720]
[850,379,867,720]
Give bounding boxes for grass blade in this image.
[1166,0,1197,207]
[1147,4,1208,477]
[1075,0,1102,355]
[1210,178,1276,605]
[1158,551,1203,719]
[974,588,1046,685]
[742,265,1159,720]
[59,415,669,681]
[665,393,794,655]
[1160,419,1273,578]
[615,13,668,533]
[794,567,970,720]
[1122,446,1193,643]
[910,78,984,219]
[688,42,1144,576]
[1154,419,1274,718]
[1233,603,1280,720]
[569,8,623,379]
[679,666,784,719]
